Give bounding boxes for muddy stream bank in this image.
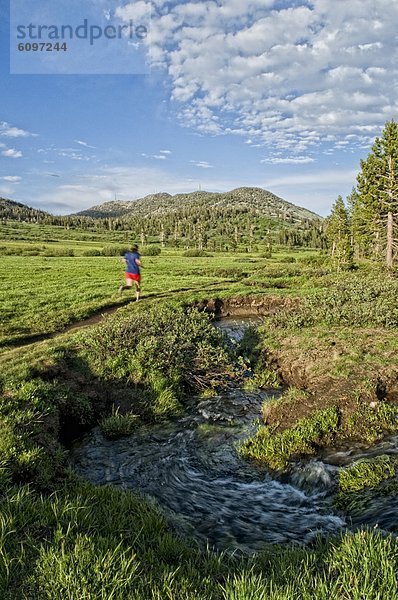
[72,317,398,553]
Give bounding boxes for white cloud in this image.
[118,0,398,156]
[261,156,315,164]
[58,149,91,161]
[262,168,359,215]
[0,121,36,138]
[142,151,170,160]
[190,160,214,169]
[74,140,96,149]
[115,1,151,23]
[0,185,13,196]
[0,176,22,182]
[1,148,23,158]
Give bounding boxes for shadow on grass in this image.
[1,345,398,598]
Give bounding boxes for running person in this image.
[118,244,142,301]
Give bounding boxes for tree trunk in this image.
[387,211,394,269]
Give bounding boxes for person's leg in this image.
[118,276,133,294]
[135,280,141,301]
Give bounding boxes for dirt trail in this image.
[0,281,236,354]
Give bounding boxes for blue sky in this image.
[1,0,397,216]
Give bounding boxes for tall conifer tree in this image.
[356,120,398,268]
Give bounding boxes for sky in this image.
[0,0,397,216]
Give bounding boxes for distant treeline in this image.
[1,200,326,251]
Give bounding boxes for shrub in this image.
[273,273,398,329]
[141,245,161,256]
[252,368,280,389]
[297,255,326,266]
[210,268,247,280]
[44,248,75,257]
[102,245,129,257]
[82,249,102,256]
[279,256,296,263]
[0,246,23,255]
[82,304,232,418]
[183,249,210,257]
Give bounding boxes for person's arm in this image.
[135,258,142,267]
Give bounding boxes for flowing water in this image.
[73,317,398,553]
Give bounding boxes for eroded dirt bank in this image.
[196,294,300,317]
[258,327,398,440]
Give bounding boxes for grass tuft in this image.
[100,409,139,440]
[239,408,339,471]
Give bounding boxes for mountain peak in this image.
[75,187,321,222]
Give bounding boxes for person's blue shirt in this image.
[125,251,140,274]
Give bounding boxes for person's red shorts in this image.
[126,273,141,282]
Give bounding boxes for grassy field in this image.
[1,223,398,597]
[0,247,318,347]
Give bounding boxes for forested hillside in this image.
[1,187,326,250]
[0,198,51,222]
[77,187,323,250]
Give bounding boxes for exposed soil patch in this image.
[261,327,398,435]
[196,295,300,317]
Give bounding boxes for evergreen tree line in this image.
[1,199,326,251]
[326,120,398,271]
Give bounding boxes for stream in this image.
[73,317,398,553]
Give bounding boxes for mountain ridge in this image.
[75,187,322,223]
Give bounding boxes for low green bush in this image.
[298,255,326,266]
[141,245,161,256]
[101,245,129,257]
[82,249,102,256]
[252,368,280,389]
[209,268,247,280]
[44,248,75,257]
[82,304,232,419]
[274,273,398,329]
[183,249,210,257]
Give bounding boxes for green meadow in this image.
[0,222,318,347]
[1,222,398,598]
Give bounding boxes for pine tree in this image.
[346,187,368,260]
[326,196,353,271]
[356,120,398,269]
